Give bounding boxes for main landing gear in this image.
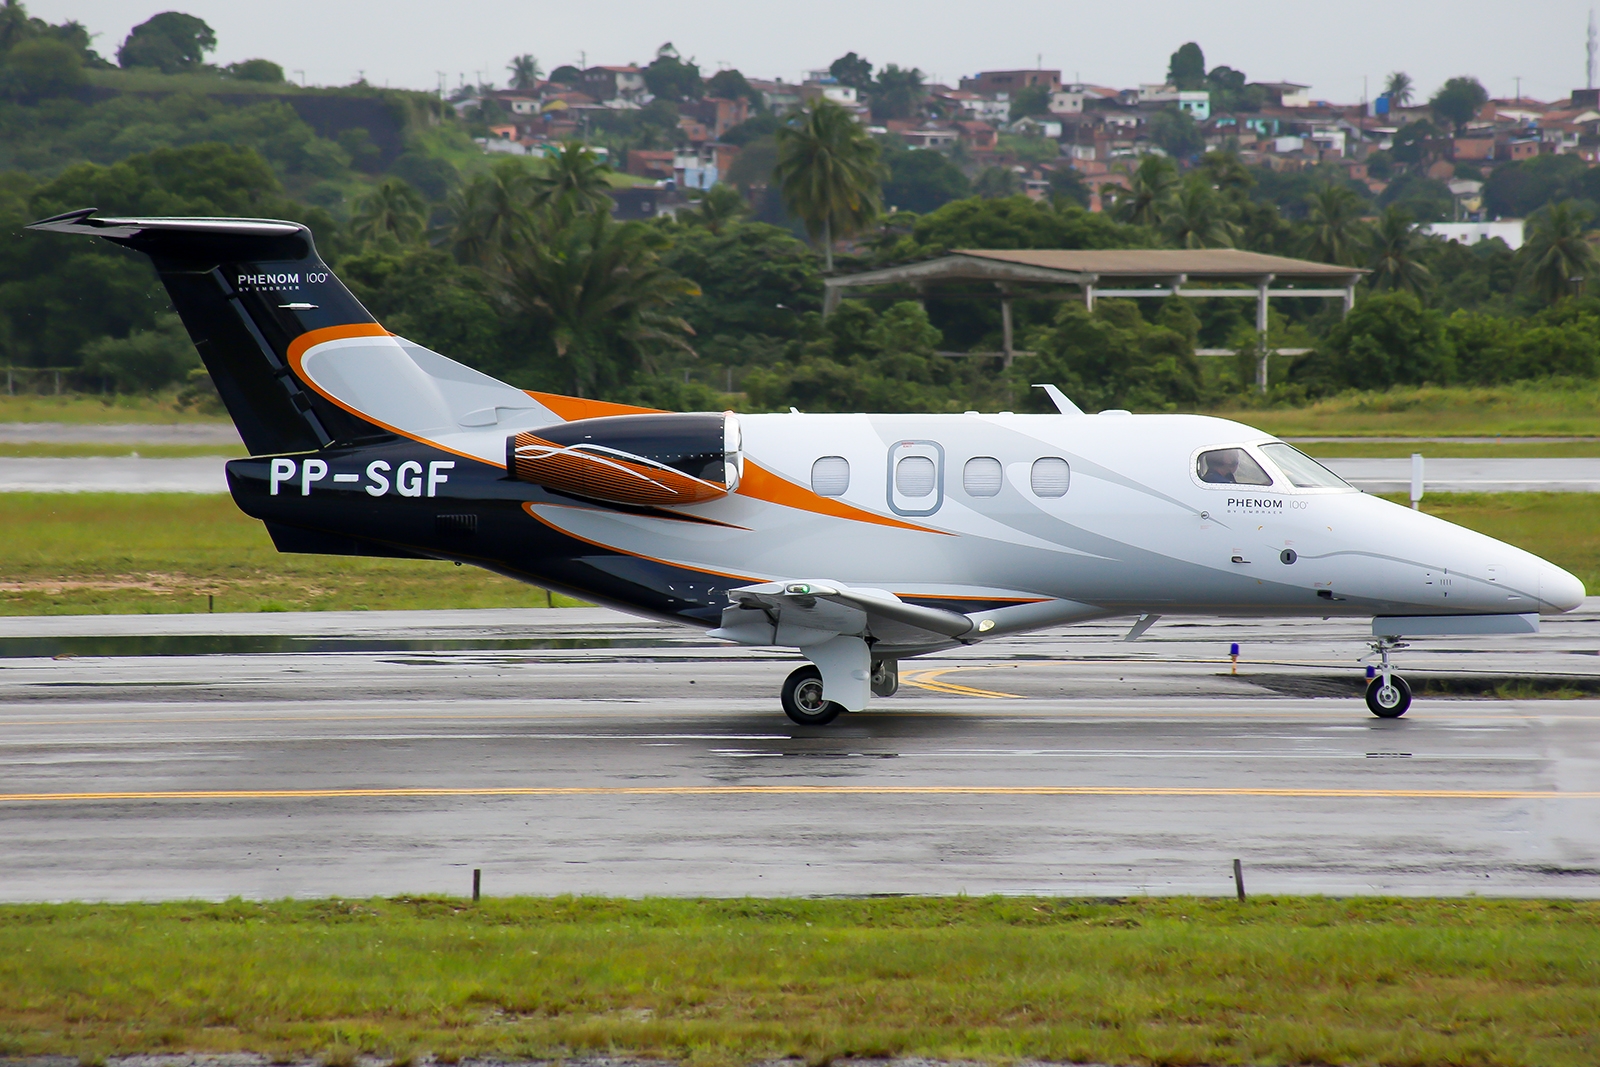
[780,658,899,726]
[781,665,841,725]
[1365,637,1412,718]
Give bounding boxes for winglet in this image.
[1032,383,1084,416]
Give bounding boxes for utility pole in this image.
[1589,9,1597,90]
[1514,75,1522,103]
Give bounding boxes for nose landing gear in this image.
[1365,638,1412,718]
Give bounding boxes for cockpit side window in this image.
[1196,447,1272,486]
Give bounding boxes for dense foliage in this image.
[3,5,1600,414]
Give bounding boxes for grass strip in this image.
[1211,381,1600,438]
[0,443,245,458]
[0,896,1595,1066]
[0,494,581,615]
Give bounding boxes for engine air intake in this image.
[508,412,741,507]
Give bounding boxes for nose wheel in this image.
[781,664,842,726]
[1365,674,1412,717]
[1365,638,1412,718]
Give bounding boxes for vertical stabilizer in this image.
[27,209,394,454]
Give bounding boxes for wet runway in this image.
[2,605,1598,902]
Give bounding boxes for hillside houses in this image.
[461,56,1600,221]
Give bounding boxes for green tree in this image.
[116,11,215,72]
[1430,76,1488,135]
[643,43,701,101]
[444,158,536,269]
[224,58,282,82]
[1302,184,1369,265]
[4,35,85,97]
[683,184,747,235]
[78,314,197,391]
[773,99,883,272]
[1009,84,1051,121]
[974,166,1022,199]
[1162,176,1238,248]
[531,141,615,214]
[1147,108,1203,159]
[1167,42,1206,90]
[1384,71,1414,108]
[1114,155,1178,228]
[705,68,758,105]
[507,54,541,91]
[349,178,427,246]
[1519,200,1599,304]
[1048,167,1089,208]
[882,148,970,213]
[1294,291,1452,390]
[892,195,1143,257]
[871,64,925,121]
[1021,299,1201,410]
[500,210,700,395]
[828,52,874,91]
[1368,206,1433,295]
[659,219,821,340]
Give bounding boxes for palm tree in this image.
[444,158,537,270]
[773,99,884,272]
[1384,71,1414,109]
[1116,154,1179,229]
[1368,206,1433,295]
[1520,200,1599,304]
[500,210,701,396]
[1302,184,1370,266]
[507,54,541,91]
[530,141,616,216]
[349,178,427,246]
[1162,178,1239,248]
[684,184,747,235]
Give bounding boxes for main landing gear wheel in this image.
[782,664,842,726]
[1366,675,1412,718]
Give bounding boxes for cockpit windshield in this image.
[1196,447,1272,486]
[1259,442,1351,489]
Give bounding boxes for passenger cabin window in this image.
[1196,448,1272,486]
[1030,457,1070,497]
[963,456,1003,497]
[895,455,937,498]
[1259,442,1351,488]
[811,456,850,496]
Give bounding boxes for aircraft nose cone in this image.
[1541,566,1587,613]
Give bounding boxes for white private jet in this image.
[31,211,1586,722]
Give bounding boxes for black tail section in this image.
[27,209,393,455]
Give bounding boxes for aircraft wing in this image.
[708,579,976,650]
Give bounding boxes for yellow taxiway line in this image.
[2,785,1596,803]
[899,665,1021,698]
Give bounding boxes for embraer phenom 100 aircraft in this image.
[33,211,1586,723]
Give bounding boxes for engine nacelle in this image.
[507,411,742,507]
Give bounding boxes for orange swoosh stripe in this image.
[286,324,503,469]
[525,392,664,421]
[738,461,950,535]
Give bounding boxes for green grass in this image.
[0,393,226,424]
[1306,440,1600,457]
[0,443,245,458]
[0,494,579,615]
[0,896,1595,1066]
[1209,381,1600,438]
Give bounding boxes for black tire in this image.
[1366,675,1412,718]
[782,664,842,726]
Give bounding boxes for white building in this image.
[1420,220,1525,251]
